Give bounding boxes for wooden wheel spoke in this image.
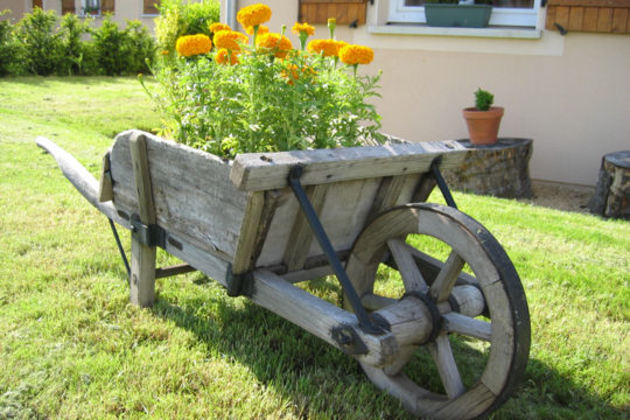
[430,251,465,302]
[428,334,466,399]
[387,238,428,293]
[443,312,492,342]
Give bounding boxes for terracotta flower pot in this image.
[462,106,504,145]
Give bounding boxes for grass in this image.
[1,76,628,419]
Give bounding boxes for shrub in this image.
[0,10,25,76]
[14,7,63,75]
[149,9,382,159]
[58,13,92,75]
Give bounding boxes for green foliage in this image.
[0,9,154,77]
[91,15,155,76]
[475,87,494,111]
[0,10,25,76]
[154,0,220,59]
[14,7,62,76]
[151,49,383,158]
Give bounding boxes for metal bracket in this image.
[288,165,385,335]
[130,213,166,248]
[331,325,369,355]
[430,159,458,209]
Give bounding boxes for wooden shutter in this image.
[61,0,75,14]
[299,0,368,25]
[32,0,43,9]
[101,0,115,13]
[546,0,630,33]
[144,0,160,15]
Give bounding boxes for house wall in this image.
[1,0,27,21]
[226,0,630,186]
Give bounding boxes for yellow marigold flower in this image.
[215,48,239,65]
[339,44,374,65]
[209,22,231,34]
[256,33,293,59]
[214,30,248,52]
[245,24,269,35]
[291,22,315,36]
[307,39,346,57]
[175,34,212,57]
[236,4,272,28]
[160,50,170,55]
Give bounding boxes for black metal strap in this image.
[130,213,166,248]
[108,218,130,276]
[430,159,458,209]
[404,291,443,344]
[288,165,384,335]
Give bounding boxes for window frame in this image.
[387,0,542,27]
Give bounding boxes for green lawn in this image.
[1,76,628,419]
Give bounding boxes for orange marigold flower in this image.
[213,30,248,52]
[209,22,231,34]
[160,50,170,55]
[339,44,374,65]
[245,24,269,35]
[175,34,212,57]
[256,33,293,59]
[291,22,315,36]
[236,4,272,28]
[215,48,239,65]
[307,39,346,57]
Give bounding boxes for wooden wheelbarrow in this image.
[37,130,530,419]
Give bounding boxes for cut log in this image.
[588,151,630,219]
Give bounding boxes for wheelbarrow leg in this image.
[129,133,157,307]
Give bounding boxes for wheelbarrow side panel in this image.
[109,130,248,261]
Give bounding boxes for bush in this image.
[91,15,155,76]
[58,13,92,75]
[0,10,25,76]
[14,7,63,76]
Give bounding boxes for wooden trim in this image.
[62,0,75,14]
[144,0,160,15]
[546,0,630,32]
[299,0,368,25]
[101,0,115,13]
[33,0,43,9]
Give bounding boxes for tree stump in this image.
[588,151,630,220]
[443,138,533,199]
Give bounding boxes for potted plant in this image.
[424,0,493,28]
[463,88,504,145]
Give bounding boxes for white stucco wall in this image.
[224,0,630,186]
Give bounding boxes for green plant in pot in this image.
[424,0,493,28]
[463,88,504,145]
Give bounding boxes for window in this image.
[82,0,101,15]
[388,0,542,27]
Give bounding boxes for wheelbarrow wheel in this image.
[345,203,530,419]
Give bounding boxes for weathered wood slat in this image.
[109,130,248,261]
[232,191,265,274]
[230,140,467,192]
[129,133,157,307]
[283,184,329,272]
[428,334,465,399]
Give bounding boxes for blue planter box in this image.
[425,4,492,28]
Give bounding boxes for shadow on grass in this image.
[151,274,627,419]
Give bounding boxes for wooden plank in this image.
[545,6,558,30]
[568,6,585,30]
[597,7,614,31]
[443,312,492,341]
[98,151,113,202]
[129,132,157,307]
[555,6,571,27]
[369,174,416,218]
[427,334,465,399]
[612,7,629,31]
[232,191,265,274]
[109,130,247,261]
[283,184,328,272]
[583,7,600,31]
[251,269,398,368]
[387,238,428,293]
[231,140,467,192]
[429,251,465,302]
[548,0,630,6]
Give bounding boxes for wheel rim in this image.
[345,203,530,419]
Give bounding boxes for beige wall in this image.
[1,0,27,20]
[225,0,630,186]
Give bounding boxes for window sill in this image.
[369,24,542,39]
